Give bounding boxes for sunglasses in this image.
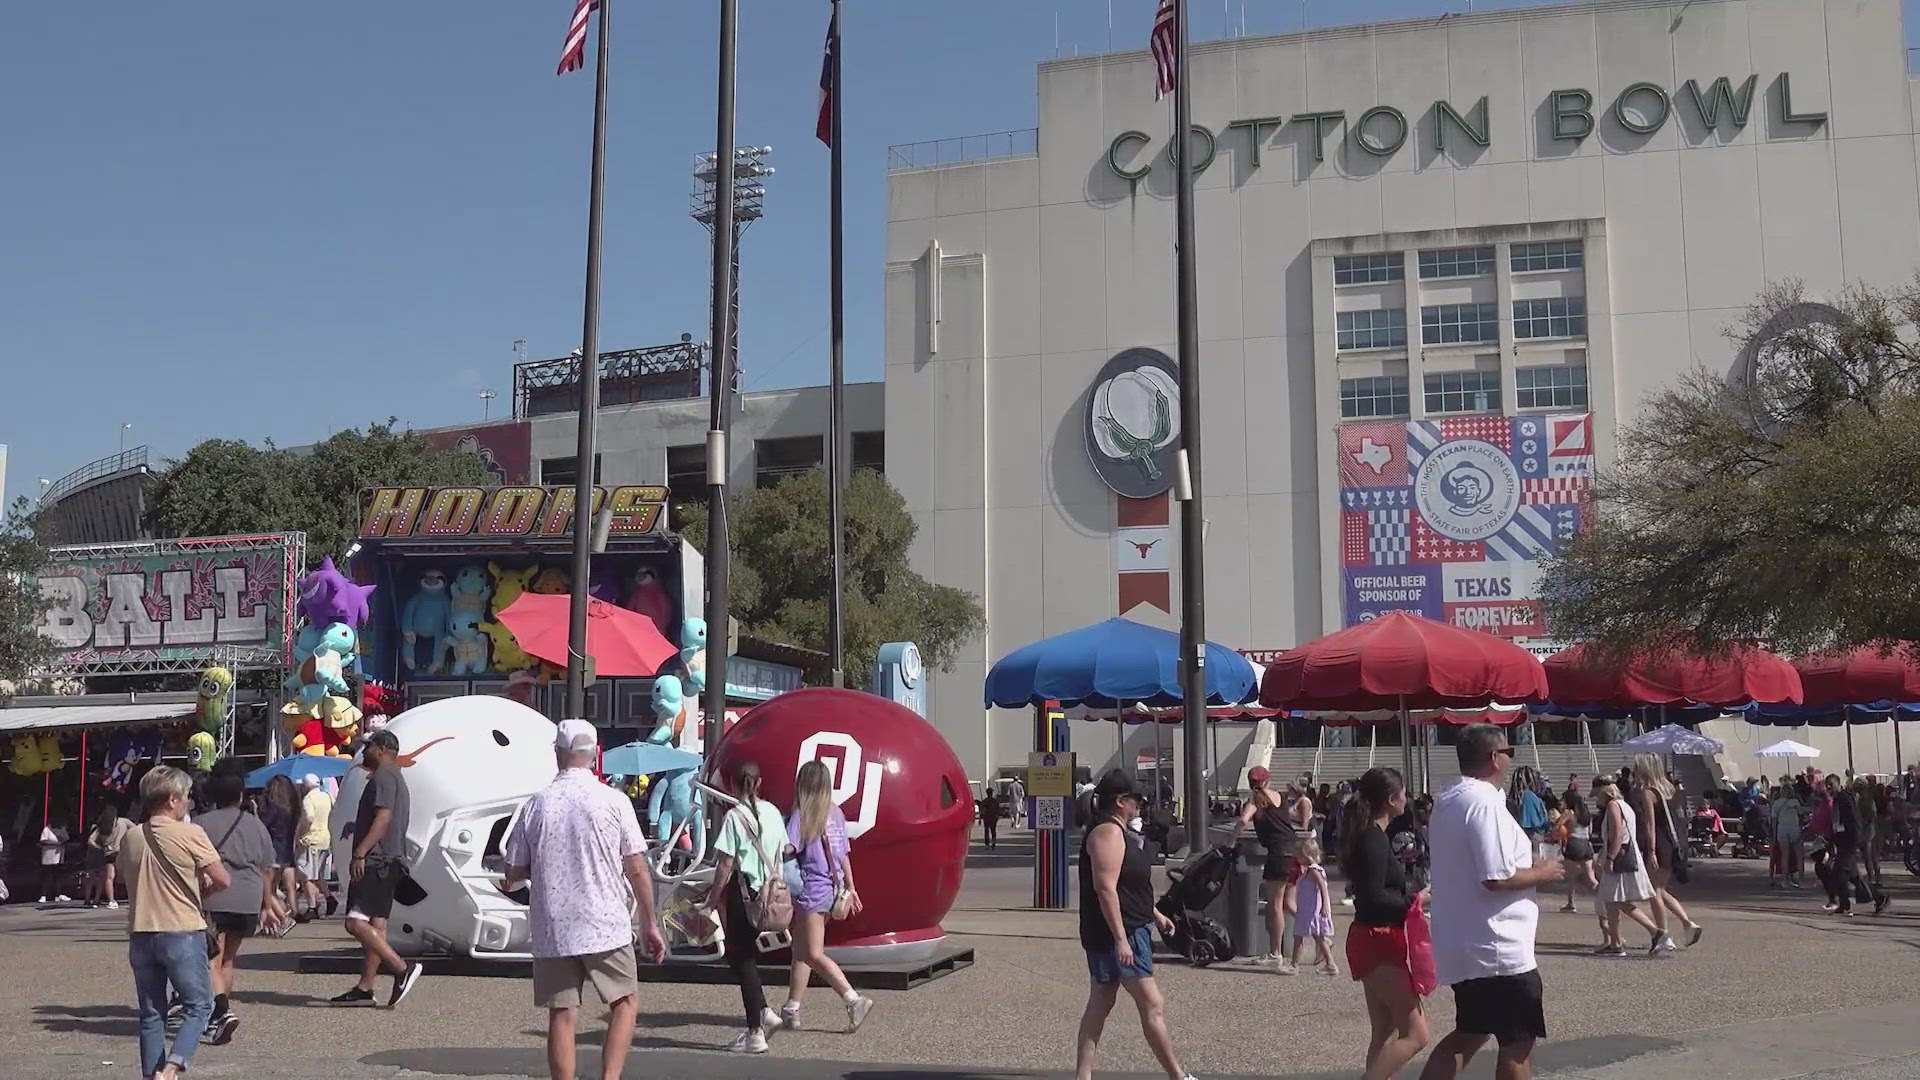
[1493,747,1515,757]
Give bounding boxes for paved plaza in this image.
[9,836,1920,1079]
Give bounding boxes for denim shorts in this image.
[1085,924,1154,984]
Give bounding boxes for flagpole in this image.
[1172,0,1211,855]
[566,0,612,721]
[826,0,848,688]
[702,0,740,754]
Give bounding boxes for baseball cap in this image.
[300,773,320,789]
[555,718,598,752]
[1247,766,1270,785]
[364,729,399,753]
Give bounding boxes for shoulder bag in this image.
[142,821,225,959]
[1659,798,1692,884]
[826,831,856,921]
[1607,808,1640,876]
[735,805,793,932]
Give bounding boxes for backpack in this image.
[733,803,793,933]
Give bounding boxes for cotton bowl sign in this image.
[34,534,301,674]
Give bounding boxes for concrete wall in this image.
[885,0,1920,780]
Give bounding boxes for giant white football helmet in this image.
[330,695,557,959]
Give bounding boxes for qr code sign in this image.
[1033,796,1066,830]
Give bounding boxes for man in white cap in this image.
[503,719,667,1080]
[294,773,335,920]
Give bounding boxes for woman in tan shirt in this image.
[117,766,231,1080]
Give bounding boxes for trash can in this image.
[1206,825,1267,959]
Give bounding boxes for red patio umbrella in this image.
[1259,612,1548,788]
[496,594,680,678]
[1792,646,1920,707]
[1544,643,1802,709]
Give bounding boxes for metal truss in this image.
[514,340,707,417]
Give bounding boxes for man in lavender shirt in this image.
[503,720,667,1080]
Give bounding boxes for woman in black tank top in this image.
[1074,770,1194,1080]
[1231,766,1300,970]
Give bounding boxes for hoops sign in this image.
[797,731,886,839]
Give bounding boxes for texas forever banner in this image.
[1338,413,1592,638]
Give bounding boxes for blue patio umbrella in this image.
[983,617,1257,709]
[600,741,701,777]
[246,754,354,789]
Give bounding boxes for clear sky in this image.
[4,0,1917,503]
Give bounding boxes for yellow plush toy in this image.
[8,734,37,776]
[479,620,532,672]
[197,666,234,733]
[188,730,219,770]
[488,561,540,618]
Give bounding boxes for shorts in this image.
[85,849,109,870]
[533,944,640,1009]
[1262,849,1296,883]
[1345,921,1409,982]
[345,860,404,923]
[208,911,260,938]
[1450,969,1547,1045]
[1085,924,1154,984]
[297,844,333,884]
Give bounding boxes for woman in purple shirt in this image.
[777,760,874,1034]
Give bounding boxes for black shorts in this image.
[345,860,403,923]
[208,911,260,938]
[1451,969,1546,1045]
[1262,849,1296,883]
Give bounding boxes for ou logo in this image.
[797,731,886,839]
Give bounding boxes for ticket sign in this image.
[1028,751,1076,797]
[359,484,668,540]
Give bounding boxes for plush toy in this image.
[197,666,233,733]
[9,734,39,777]
[529,566,569,595]
[647,676,686,746]
[679,617,708,693]
[298,624,357,707]
[297,556,377,629]
[448,564,490,630]
[588,567,624,604]
[622,566,674,636]
[649,766,701,853]
[102,734,141,789]
[284,714,331,756]
[318,693,360,752]
[488,561,539,617]
[38,733,63,773]
[479,620,531,672]
[401,568,452,673]
[187,730,218,771]
[444,619,490,676]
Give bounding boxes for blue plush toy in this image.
[401,568,453,673]
[679,617,707,693]
[444,620,489,676]
[646,677,684,745]
[448,565,490,631]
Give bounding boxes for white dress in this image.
[1596,801,1654,908]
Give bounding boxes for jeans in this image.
[130,931,212,1076]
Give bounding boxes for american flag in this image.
[816,12,836,146]
[557,0,598,75]
[1149,0,1178,100]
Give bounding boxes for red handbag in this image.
[1403,893,1437,998]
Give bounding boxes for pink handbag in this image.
[1403,894,1437,998]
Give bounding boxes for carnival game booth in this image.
[346,483,704,742]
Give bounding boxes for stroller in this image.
[1154,845,1235,966]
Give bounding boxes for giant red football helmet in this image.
[707,687,973,961]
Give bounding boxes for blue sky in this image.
[4,0,1917,502]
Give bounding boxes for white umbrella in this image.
[1755,739,1821,758]
[1622,723,1724,755]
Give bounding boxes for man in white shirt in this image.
[503,720,667,1080]
[1421,724,1562,1080]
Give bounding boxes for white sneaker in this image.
[38,896,49,904]
[845,994,873,1033]
[777,1004,799,1030]
[1276,958,1299,976]
[106,900,119,910]
[54,895,71,903]
[727,1028,769,1054]
[758,1008,783,1037]
[1318,960,1340,977]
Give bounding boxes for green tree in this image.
[676,469,985,686]
[147,421,494,565]
[1542,280,1920,657]
[0,497,56,684]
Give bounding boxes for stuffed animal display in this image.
[479,620,530,672]
[9,733,63,776]
[101,733,159,789]
[528,566,569,595]
[679,617,708,694]
[401,568,452,673]
[197,666,233,733]
[622,566,674,636]
[187,730,219,770]
[297,556,377,629]
[445,621,489,675]
[284,622,361,753]
[488,562,539,617]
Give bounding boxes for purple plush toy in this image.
[298,556,378,630]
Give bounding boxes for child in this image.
[1287,836,1337,976]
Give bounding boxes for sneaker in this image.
[845,995,873,1033]
[1559,902,1578,912]
[1874,893,1891,916]
[54,894,71,903]
[1275,957,1299,975]
[388,963,424,1008]
[1317,960,1339,977]
[1591,943,1627,957]
[328,987,375,1006]
[1649,932,1673,956]
[1789,878,1805,889]
[727,1028,769,1054]
[37,896,48,904]
[1683,923,1703,948]
[325,895,338,917]
[777,1005,800,1030]
[758,1008,783,1037]
[202,1012,240,1046]
[1822,901,1839,912]
[106,900,119,910]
